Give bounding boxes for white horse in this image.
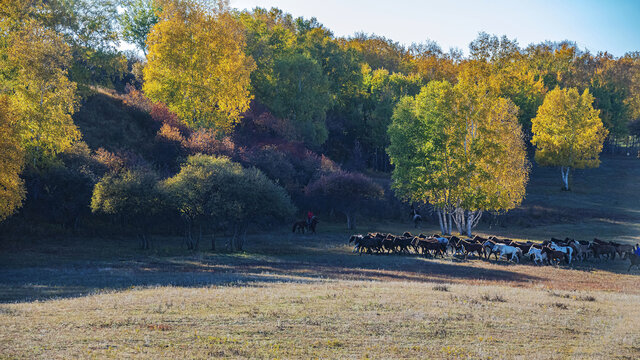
[526,247,547,265]
[493,243,523,263]
[567,240,592,261]
[551,242,573,264]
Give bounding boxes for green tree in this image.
[240,9,337,147]
[260,52,331,146]
[388,81,461,235]
[531,87,608,191]
[91,169,165,249]
[305,171,384,230]
[45,0,126,91]
[143,0,255,132]
[163,155,294,251]
[388,79,529,236]
[119,0,160,55]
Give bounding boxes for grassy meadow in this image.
[1,158,640,359]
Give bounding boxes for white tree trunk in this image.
[437,209,445,235]
[446,211,453,235]
[453,208,464,235]
[561,166,571,191]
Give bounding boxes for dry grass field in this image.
[1,158,640,359]
[2,281,640,359]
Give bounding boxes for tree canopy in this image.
[163,154,295,250]
[1,7,80,165]
[0,95,25,221]
[531,87,608,190]
[143,0,255,132]
[305,171,384,229]
[387,78,529,236]
[119,0,160,55]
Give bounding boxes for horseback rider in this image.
[634,243,640,257]
[307,211,315,226]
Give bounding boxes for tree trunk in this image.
[184,219,193,250]
[453,208,464,235]
[236,227,247,251]
[194,224,201,250]
[466,211,473,238]
[438,209,452,235]
[229,225,238,251]
[346,213,356,230]
[561,166,570,191]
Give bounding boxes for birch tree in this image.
[388,78,529,236]
[387,81,462,235]
[531,87,608,191]
[143,0,255,132]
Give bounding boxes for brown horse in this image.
[292,217,319,234]
[292,221,307,234]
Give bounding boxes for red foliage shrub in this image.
[121,84,152,113]
[183,130,236,157]
[150,103,189,134]
[157,123,185,143]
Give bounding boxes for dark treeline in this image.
[1,0,639,246]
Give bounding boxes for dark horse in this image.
[626,253,640,272]
[292,217,319,234]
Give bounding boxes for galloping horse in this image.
[626,253,640,272]
[292,217,319,234]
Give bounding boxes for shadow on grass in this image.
[1,229,638,303]
[0,245,542,303]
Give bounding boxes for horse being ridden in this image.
[293,212,319,234]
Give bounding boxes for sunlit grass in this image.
[1,281,639,359]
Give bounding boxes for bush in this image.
[91,169,166,249]
[305,171,384,229]
[245,145,297,191]
[18,143,101,232]
[163,155,295,251]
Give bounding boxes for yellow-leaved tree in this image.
[0,95,25,221]
[1,4,80,165]
[388,76,529,236]
[531,87,608,191]
[143,0,255,132]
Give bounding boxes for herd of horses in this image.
[348,232,640,272]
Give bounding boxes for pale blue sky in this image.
[231,0,640,57]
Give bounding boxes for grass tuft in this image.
[480,294,506,302]
[432,285,450,292]
[551,302,569,310]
